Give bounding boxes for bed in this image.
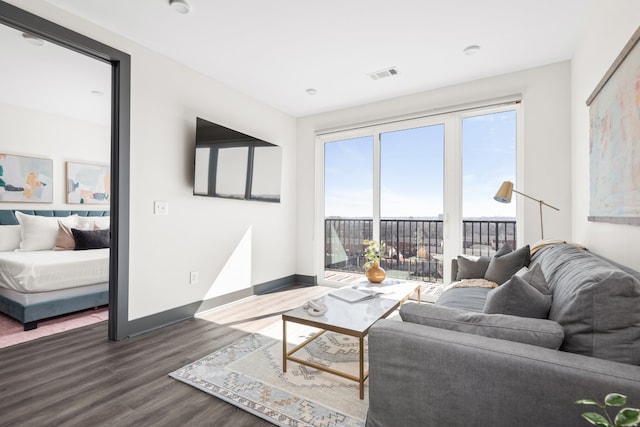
[0,210,110,330]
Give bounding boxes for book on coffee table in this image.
[328,286,391,303]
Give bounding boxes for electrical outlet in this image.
[189,271,198,285]
[154,201,169,215]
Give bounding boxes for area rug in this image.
[170,321,369,426]
[0,307,108,349]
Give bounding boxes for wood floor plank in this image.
[0,285,332,426]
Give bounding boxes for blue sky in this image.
[324,110,516,218]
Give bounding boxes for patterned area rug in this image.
[170,321,368,426]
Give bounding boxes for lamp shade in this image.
[494,181,514,203]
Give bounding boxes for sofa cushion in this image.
[484,244,531,285]
[400,303,564,349]
[435,287,491,312]
[532,244,640,365]
[483,274,552,319]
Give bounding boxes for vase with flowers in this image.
[363,239,386,283]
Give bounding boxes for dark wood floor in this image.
[0,285,329,427]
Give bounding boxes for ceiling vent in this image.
[367,66,399,80]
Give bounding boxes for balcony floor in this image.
[323,270,446,303]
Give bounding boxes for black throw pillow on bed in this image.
[71,228,110,250]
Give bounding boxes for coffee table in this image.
[282,281,420,399]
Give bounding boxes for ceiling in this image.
[0,22,111,125]
[14,0,596,118]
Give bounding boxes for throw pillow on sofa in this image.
[484,244,531,285]
[399,303,564,349]
[455,243,515,280]
[455,256,491,280]
[483,264,552,319]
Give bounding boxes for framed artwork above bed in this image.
[66,161,110,204]
[0,153,53,203]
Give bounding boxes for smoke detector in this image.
[367,66,399,81]
[169,0,191,14]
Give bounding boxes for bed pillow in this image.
[0,225,22,251]
[55,218,94,250]
[16,212,77,251]
[93,216,110,230]
[74,215,110,230]
[484,244,531,285]
[72,228,110,250]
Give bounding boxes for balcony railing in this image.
[325,218,516,283]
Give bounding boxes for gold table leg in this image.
[282,319,287,372]
[359,335,365,400]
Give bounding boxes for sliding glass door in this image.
[461,110,517,257]
[380,124,444,281]
[324,136,374,280]
[318,103,520,287]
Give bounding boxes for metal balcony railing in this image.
[325,218,516,283]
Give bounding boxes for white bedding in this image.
[0,249,109,293]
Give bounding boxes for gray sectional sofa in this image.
[366,244,640,427]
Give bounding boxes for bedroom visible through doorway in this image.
[0,20,113,346]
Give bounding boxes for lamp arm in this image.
[512,189,559,211]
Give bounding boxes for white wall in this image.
[571,0,640,270]
[9,0,298,320]
[0,102,110,208]
[296,62,572,276]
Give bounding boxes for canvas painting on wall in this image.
[66,162,110,204]
[0,153,53,203]
[588,26,640,225]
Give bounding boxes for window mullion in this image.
[372,132,381,242]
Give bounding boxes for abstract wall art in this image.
[66,162,110,204]
[0,153,53,203]
[588,25,640,225]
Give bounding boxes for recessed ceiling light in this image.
[463,45,481,56]
[306,88,317,96]
[169,0,191,14]
[22,33,45,47]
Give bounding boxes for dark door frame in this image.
[0,1,130,340]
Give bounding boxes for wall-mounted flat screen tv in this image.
[193,117,282,202]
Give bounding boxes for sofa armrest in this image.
[366,319,640,427]
[450,257,458,283]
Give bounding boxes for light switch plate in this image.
[154,201,169,215]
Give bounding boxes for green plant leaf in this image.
[614,408,640,426]
[582,412,613,427]
[577,399,601,406]
[606,394,628,407]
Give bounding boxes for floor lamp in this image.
[494,181,559,240]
